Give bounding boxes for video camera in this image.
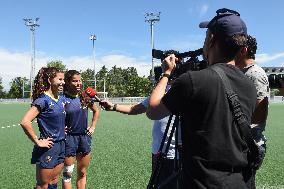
[152,48,207,81]
[263,67,284,89]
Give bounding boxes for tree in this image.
[81,69,95,89]
[124,75,152,97]
[0,76,6,98]
[96,66,108,92]
[270,89,280,97]
[104,66,151,97]
[103,66,132,97]
[80,66,152,97]
[96,66,108,81]
[8,77,29,98]
[47,60,67,71]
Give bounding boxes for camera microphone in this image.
[85,87,102,103]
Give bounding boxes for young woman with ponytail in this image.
[20,67,66,189]
[62,70,99,189]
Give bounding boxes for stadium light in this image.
[22,79,25,98]
[90,34,97,90]
[23,18,40,96]
[145,12,161,84]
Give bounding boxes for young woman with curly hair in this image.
[21,67,66,189]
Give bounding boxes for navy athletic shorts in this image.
[65,134,92,157]
[31,140,65,169]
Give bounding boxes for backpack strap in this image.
[210,65,260,163]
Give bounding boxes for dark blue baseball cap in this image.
[199,8,247,37]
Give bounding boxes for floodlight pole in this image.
[103,78,106,99]
[22,79,25,98]
[90,34,97,90]
[23,18,40,95]
[145,12,160,83]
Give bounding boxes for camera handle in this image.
[147,115,183,189]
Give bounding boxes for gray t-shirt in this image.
[243,63,269,140]
[243,64,269,100]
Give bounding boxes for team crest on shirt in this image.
[62,102,67,114]
[62,101,69,107]
[45,155,52,163]
[49,102,55,109]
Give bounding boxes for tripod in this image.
[147,115,183,189]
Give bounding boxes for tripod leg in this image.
[148,115,183,189]
[158,117,183,189]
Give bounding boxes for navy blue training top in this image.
[32,93,66,142]
[64,94,88,135]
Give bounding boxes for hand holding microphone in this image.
[100,100,117,111]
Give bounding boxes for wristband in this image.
[161,73,170,79]
[113,104,117,111]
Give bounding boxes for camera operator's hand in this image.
[162,54,178,74]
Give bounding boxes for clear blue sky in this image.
[0,0,284,90]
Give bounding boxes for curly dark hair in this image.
[64,70,91,107]
[246,35,257,60]
[32,67,63,101]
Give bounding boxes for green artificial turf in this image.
[0,103,283,189]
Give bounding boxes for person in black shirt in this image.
[147,8,257,189]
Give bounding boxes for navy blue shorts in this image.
[31,140,65,169]
[65,134,92,157]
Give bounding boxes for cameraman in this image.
[100,80,180,189]
[147,8,257,189]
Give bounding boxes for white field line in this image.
[257,185,284,189]
[1,120,37,129]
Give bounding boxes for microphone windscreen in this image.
[85,87,97,97]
